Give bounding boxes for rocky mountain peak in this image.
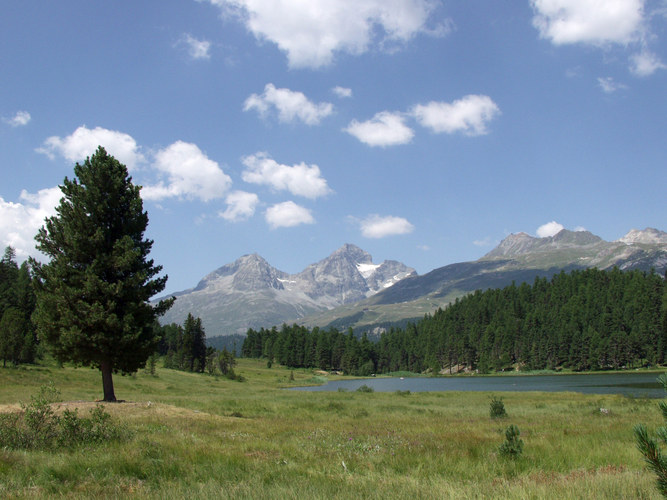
[550,229,602,245]
[193,253,286,293]
[483,232,536,259]
[619,228,667,246]
[483,229,605,259]
[330,243,373,263]
[158,244,416,335]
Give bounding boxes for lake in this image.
[291,372,666,398]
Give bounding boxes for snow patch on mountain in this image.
[357,262,380,279]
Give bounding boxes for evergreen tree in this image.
[0,247,38,365]
[31,147,174,401]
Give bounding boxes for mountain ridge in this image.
[297,228,667,332]
[158,244,416,336]
[159,228,666,336]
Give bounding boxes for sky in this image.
[1,0,666,296]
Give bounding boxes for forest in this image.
[242,268,667,375]
[0,247,38,366]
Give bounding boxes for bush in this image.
[489,396,507,418]
[356,384,374,393]
[0,383,127,450]
[498,424,524,459]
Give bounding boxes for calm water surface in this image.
[292,372,665,398]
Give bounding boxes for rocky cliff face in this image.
[159,244,416,336]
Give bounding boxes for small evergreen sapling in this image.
[635,374,667,497]
[489,396,507,418]
[499,424,524,458]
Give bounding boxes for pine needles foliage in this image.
[635,374,667,497]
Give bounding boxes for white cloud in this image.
[412,95,500,136]
[344,111,414,147]
[536,221,565,238]
[244,84,333,125]
[3,111,31,127]
[531,0,644,45]
[333,86,353,98]
[630,49,667,76]
[37,125,145,170]
[265,201,314,229]
[0,187,62,260]
[597,76,628,93]
[241,152,331,199]
[219,191,259,222]
[142,141,232,202]
[358,214,414,238]
[180,33,211,60]
[205,0,444,68]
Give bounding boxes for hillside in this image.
[299,228,667,331]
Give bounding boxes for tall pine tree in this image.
[32,147,174,401]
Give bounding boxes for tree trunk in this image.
[101,360,117,402]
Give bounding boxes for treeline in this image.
[0,247,38,366]
[0,243,238,378]
[242,325,377,375]
[242,268,667,374]
[156,313,239,379]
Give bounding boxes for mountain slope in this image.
[299,228,667,331]
[158,244,415,336]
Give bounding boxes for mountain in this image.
[158,244,416,336]
[299,228,667,332]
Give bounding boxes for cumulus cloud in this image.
[630,49,667,76]
[37,125,145,170]
[219,190,259,222]
[597,76,628,93]
[205,0,445,68]
[530,0,644,46]
[412,95,500,136]
[265,201,314,229]
[3,111,31,127]
[536,221,565,238]
[241,152,331,199]
[244,84,333,125]
[180,33,211,60]
[333,86,353,98]
[344,111,414,147]
[0,187,62,260]
[142,141,232,202]
[358,214,414,238]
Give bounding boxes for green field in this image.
[0,360,664,499]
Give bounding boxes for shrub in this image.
[489,396,507,418]
[0,384,127,450]
[498,424,524,459]
[356,384,374,393]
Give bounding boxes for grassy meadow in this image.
[0,359,665,499]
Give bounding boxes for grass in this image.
[0,359,664,499]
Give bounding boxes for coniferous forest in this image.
[0,247,38,367]
[242,268,667,375]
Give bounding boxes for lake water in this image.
[291,372,666,398]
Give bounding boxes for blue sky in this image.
[1,0,666,296]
